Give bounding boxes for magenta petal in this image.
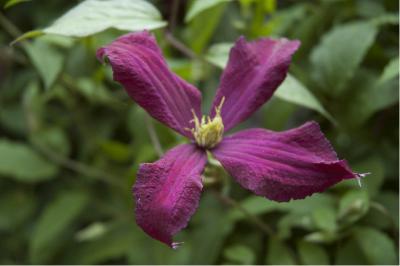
[210,36,300,131]
[132,144,207,247]
[97,31,202,138]
[212,121,357,202]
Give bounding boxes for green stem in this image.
[144,114,164,156]
[211,190,274,235]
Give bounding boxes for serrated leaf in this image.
[311,21,378,96]
[297,241,329,265]
[353,227,397,265]
[0,139,57,182]
[185,0,232,22]
[30,191,89,264]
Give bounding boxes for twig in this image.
[33,141,126,189]
[169,0,181,32]
[211,190,274,235]
[164,31,200,60]
[0,11,21,38]
[144,115,164,156]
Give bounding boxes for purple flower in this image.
[97,31,359,248]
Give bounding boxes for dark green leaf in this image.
[297,241,329,265]
[185,0,232,22]
[311,22,378,96]
[25,39,65,89]
[266,238,296,265]
[30,191,89,263]
[353,226,397,265]
[338,190,370,226]
[223,244,256,265]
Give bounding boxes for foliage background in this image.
[0,0,398,264]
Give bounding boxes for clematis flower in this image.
[97,31,361,248]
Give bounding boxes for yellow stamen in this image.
[188,97,225,149]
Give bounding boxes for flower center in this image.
[187,97,225,149]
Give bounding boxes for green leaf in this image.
[223,244,256,265]
[229,194,335,222]
[188,192,235,264]
[30,190,89,263]
[376,192,399,228]
[18,0,166,40]
[25,39,65,89]
[0,189,36,230]
[3,0,31,9]
[266,238,296,265]
[371,13,399,26]
[311,21,378,96]
[0,139,58,182]
[297,241,329,265]
[353,226,397,265]
[31,127,71,156]
[185,0,232,22]
[338,190,370,225]
[335,238,368,264]
[275,74,335,123]
[205,42,233,68]
[311,207,337,232]
[98,140,132,162]
[186,2,227,53]
[345,67,398,126]
[277,212,313,239]
[379,57,399,83]
[66,221,135,264]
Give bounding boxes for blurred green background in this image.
[0,0,398,264]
